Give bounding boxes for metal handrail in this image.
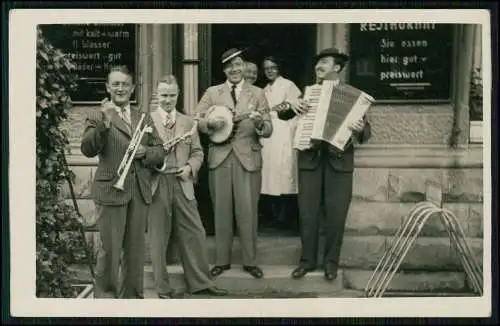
[364,200,483,297]
[365,202,434,296]
[61,151,96,280]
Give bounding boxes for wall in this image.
[369,103,457,145]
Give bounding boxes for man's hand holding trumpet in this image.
[133,133,151,159]
[101,98,151,160]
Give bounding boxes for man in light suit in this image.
[148,75,228,298]
[81,65,166,298]
[196,48,273,279]
[276,48,371,282]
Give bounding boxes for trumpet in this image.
[155,122,198,173]
[114,113,152,191]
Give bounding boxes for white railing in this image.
[364,199,483,297]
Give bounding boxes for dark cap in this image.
[221,48,245,64]
[314,47,349,64]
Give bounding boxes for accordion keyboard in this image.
[293,84,323,150]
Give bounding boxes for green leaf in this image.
[42,89,52,98]
[38,98,48,109]
[36,28,88,297]
[39,50,49,61]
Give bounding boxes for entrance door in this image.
[196,24,317,236]
[211,24,317,89]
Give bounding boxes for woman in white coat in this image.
[259,56,301,232]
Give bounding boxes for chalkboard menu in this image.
[349,23,453,102]
[39,24,137,103]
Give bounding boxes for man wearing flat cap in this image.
[196,47,273,279]
[277,48,372,281]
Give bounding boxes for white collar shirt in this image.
[157,108,177,126]
[226,78,245,101]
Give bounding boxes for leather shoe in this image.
[291,264,315,279]
[324,265,338,281]
[210,265,230,277]
[243,265,264,279]
[192,287,228,296]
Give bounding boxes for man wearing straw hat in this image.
[196,47,273,279]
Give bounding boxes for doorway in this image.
[195,24,317,236]
[211,24,317,90]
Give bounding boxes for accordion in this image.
[293,80,375,151]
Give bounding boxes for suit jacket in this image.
[80,106,166,206]
[150,111,204,200]
[277,82,371,172]
[196,81,273,172]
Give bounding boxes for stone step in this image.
[78,234,483,271]
[147,235,483,271]
[89,287,364,299]
[343,269,472,293]
[70,264,476,298]
[69,264,343,297]
[144,265,344,295]
[86,288,476,299]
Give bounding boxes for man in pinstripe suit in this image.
[81,65,166,299]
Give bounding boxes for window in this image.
[348,23,453,103]
[39,24,137,104]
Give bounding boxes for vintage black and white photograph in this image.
[9,8,492,318]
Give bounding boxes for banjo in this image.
[204,102,289,144]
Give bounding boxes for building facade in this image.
[54,23,484,290]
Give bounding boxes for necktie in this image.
[119,108,132,134]
[121,107,130,126]
[230,84,237,106]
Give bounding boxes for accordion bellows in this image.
[293,80,375,152]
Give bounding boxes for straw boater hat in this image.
[314,47,349,64]
[221,48,245,64]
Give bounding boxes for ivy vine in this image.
[36,26,87,298]
[469,66,483,121]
